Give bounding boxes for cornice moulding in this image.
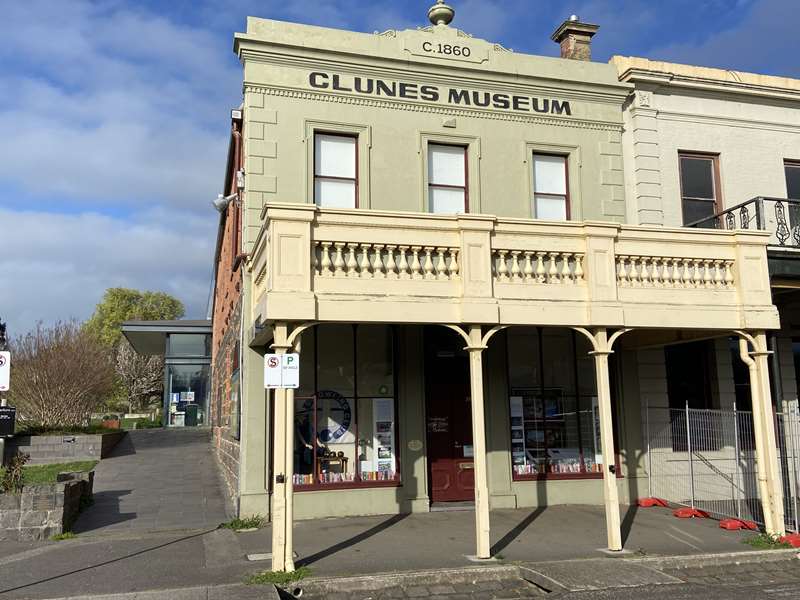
[620,68,800,104]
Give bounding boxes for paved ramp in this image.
[73,428,229,533]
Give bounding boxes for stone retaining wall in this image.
[0,471,94,541]
[4,432,126,465]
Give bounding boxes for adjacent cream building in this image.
[210,2,792,571]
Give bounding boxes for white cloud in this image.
[648,0,800,77]
[0,1,241,212]
[0,208,216,335]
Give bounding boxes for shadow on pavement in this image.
[296,513,409,567]
[0,528,216,596]
[72,490,138,533]
[621,503,639,547]
[491,506,546,556]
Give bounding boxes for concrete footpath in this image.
[0,505,797,599]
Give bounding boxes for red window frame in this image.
[679,152,722,225]
[532,153,571,220]
[313,132,359,208]
[428,143,469,213]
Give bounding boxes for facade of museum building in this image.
[209,3,790,568]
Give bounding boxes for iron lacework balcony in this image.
[688,197,800,252]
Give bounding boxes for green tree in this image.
[85,288,185,347]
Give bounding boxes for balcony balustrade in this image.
[688,197,800,252]
[250,203,778,332]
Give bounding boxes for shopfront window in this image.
[507,328,608,479]
[167,364,210,427]
[293,324,398,488]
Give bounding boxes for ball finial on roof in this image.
[428,0,455,26]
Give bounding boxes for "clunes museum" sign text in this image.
[309,72,572,116]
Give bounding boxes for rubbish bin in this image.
[185,403,199,427]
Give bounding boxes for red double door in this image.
[424,327,475,503]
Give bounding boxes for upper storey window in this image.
[786,161,800,199]
[314,133,357,208]
[679,153,720,225]
[532,154,569,220]
[428,144,467,214]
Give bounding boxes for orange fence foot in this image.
[638,498,669,508]
[719,518,758,531]
[673,507,710,519]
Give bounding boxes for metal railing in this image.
[687,196,800,250]
[643,401,800,532]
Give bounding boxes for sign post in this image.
[0,319,9,466]
[264,353,300,389]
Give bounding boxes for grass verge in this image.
[219,515,267,530]
[246,567,312,586]
[1,461,99,487]
[51,532,77,541]
[743,533,793,549]
[21,461,99,485]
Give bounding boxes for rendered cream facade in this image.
[214,10,789,569]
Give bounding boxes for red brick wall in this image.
[211,122,244,507]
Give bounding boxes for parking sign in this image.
[0,352,9,392]
[264,353,300,389]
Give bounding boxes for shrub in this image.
[7,321,115,429]
[1,452,30,493]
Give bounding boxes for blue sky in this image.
[1,0,797,335]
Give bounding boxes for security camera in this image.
[212,193,237,212]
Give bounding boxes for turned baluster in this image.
[410,246,422,279]
[497,250,509,281]
[678,259,690,288]
[311,243,319,274]
[449,249,460,278]
[522,252,534,282]
[561,253,573,283]
[651,258,663,287]
[713,260,723,287]
[358,244,372,278]
[397,246,410,280]
[545,252,557,283]
[423,247,435,280]
[385,245,398,279]
[332,243,346,277]
[630,256,641,287]
[617,255,628,286]
[535,252,546,283]
[320,241,333,277]
[435,248,447,280]
[691,259,702,288]
[667,258,678,287]
[724,261,734,286]
[373,244,386,278]
[510,251,522,282]
[345,243,358,277]
[703,260,713,288]
[574,253,585,283]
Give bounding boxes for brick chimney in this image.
[551,15,599,61]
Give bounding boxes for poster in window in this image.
[591,397,603,465]
[372,398,395,475]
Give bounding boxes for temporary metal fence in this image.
[644,401,800,533]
